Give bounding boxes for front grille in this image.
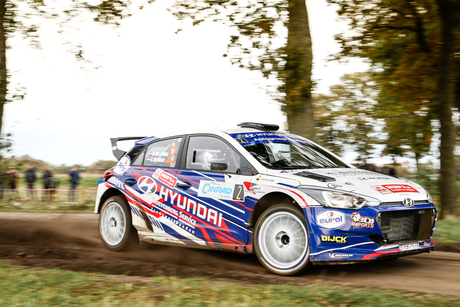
[378,210,435,243]
[380,200,430,206]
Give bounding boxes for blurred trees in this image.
[86,160,117,173]
[171,0,316,140]
[316,71,433,168]
[315,72,381,158]
[329,0,460,217]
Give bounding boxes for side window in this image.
[186,136,241,173]
[132,150,145,166]
[143,138,182,168]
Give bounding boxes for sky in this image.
[4,0,369,166]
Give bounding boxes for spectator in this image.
[6,168,20,201]
[388,164,396,176]
[49,171,60,202]
[42,166,52,202]
[68,165,80,202]
[25,165,36,200]
[358,158,368,170]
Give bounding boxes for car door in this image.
[175,135,258,249]
[123,136,185,238]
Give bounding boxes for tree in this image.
[315,72,381,158]
[170,0,315,139]
[330,0,460,217]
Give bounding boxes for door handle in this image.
[125,179,137,185]
[177,183,192,189]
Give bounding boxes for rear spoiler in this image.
[110,136,147,160]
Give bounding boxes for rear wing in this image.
[110,136,147,160]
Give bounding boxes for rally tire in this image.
[99,195,138,251]
[254,204,310,275]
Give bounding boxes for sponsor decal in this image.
[371,185,392,195]
[108,176,124,189]
[243,181,266,196]
[153,169,177,188]
[381,184,418,193]
[400,243,421,251]
[138,176,157,194]
[357,177,392,181]
[198,181,244,201]
[317,211,345,229]
[351,212,375,228]
[280,170,298,173]
[136,177,223,228]
[315,170,390,178]
[113,156,131,175]
[329,253,353,259]
[321,235,348,243]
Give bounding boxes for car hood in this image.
[266,168,429,202]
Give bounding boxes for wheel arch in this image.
[96,188,125,214]
[248,192,304,228]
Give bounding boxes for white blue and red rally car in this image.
[94,122,436,275]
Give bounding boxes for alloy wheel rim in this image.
[258,211,308,270]
[100,201,127,246]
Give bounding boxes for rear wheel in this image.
[99,195,138,251]
[254,204,309,275]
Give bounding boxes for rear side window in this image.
[143,137,183,168]
[186,136,241,173]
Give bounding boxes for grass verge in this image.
[432,219,460,245]
[0,261,459,307]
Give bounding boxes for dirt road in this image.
[1,212,459,298]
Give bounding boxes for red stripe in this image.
[134,166,154,175]
[232,200,253,211]
[165,169,199,186]
[362,249,400,260]
[124,188,218,247]
[268,184,310,209]
[171,202,243,245]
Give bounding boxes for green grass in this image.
[0,261,458,306]
[433,219,460,245]
[18,174,101,189]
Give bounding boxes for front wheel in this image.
[99,195,138,251]
[254,204,310,275]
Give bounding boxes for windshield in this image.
[230,132,350,170]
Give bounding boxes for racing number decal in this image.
[233,184,244,201]
[165,146,178,164]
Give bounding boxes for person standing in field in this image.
[25,165,36,200]
[42,166,52,202]
[68,165,80,203]
[6,168,20,201]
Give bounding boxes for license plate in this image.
[400,243,421,251]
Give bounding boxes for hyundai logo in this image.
[402,198,414,208]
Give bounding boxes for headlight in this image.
[322,191,368,209]
[297,186,380,209]
[425,189,433,203]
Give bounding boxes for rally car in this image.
[95,122,436,275]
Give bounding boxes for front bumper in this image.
[307,203,437,263]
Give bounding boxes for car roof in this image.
[134,123,287,146]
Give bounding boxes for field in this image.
[1,174,460,306]
[1,261,459,307]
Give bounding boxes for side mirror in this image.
[211,162,228,171]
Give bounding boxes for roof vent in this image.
[237,122,279,131]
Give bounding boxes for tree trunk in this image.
[0,0,6,135]
[436,0,459,218]
[284,0,315,141]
